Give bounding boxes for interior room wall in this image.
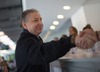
[83,0,100,31]
[71,6,87,33]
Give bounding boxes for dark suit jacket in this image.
[15,29,75,72]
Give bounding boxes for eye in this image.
[32,17,42,22]
[34,19,38,22]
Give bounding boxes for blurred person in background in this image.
[69,26,78,44]
[68,26,78,54]
[83,24,93,31]
[83,24,95,52]
[0,57,9,72]
[53,37,59,41]
[61,34,68,39]
[75,24,100,50]
[82,24,100,53]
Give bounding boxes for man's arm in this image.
[25,37,75,65]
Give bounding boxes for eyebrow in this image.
[34,18,38,19]
[34,17,42,20]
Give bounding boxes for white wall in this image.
[71,0,100,31]
[83,0,100,31]
[71,7,87,33]
[22,0,27,11]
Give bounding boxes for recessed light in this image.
[53,21,59,25]
[50,25,56,30]
[63,6,71,10]
[57,15,64,19]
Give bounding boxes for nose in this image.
[39,21,43,25]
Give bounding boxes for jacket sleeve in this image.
[41,37,75,63]
[24,37,75,65]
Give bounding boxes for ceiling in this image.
[25,0,87,31]
[0,0,89,42]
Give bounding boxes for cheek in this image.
[33,25,37,30]
[32,25,40,31]
[36,24,43,29]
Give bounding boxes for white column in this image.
[71,6,87,33]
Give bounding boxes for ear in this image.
[22,21,27,29]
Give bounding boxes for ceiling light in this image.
[53,21,59,25]
[50,25,56,30]
[63,6,71,10]
[57,15,64,19]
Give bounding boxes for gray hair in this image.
[20,9,39,27]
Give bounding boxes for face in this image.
[22,12,43,36]
[69,27,76,35]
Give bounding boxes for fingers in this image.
[80,29,95,37]
[86,34,97,42]
[83,41,87,49]
[75,36,85,49]
[77,39,88,49]
[75,29,98,49]
[80,39,87,49]
[75,34,97,49]
[79,31,85,37]
[83,29,95,36]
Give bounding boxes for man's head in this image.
[21,9,43,36]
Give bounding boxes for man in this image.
[15,9,76,72]
[15,8,100,72]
